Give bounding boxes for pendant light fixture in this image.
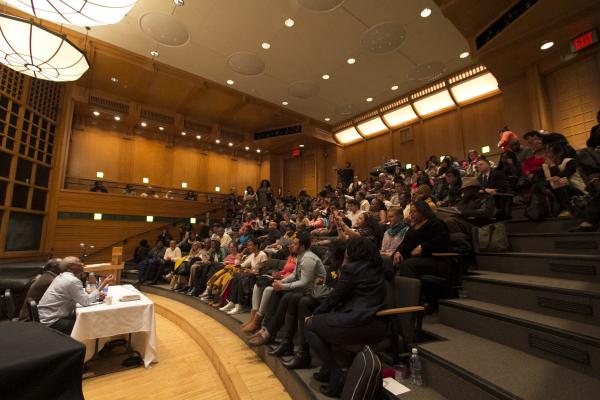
[0,14,89,81]
[4,0,139,27]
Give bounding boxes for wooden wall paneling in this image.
[131,135,168,186]
[366,133,393,166]
[67,127,124,181]
[501,75,534,135]
[544,54,600,149]
[460,95,506,155]
[420,110,463,160]
[301,153,317,196]
[171,145,200,189]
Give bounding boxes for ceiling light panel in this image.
[382,105,418,127]
[450,73,499,104]
[0,14,89,82]
[412,90,456,117]
[4,0,140,26]
[357,117,388,136]
[335,127,362,144]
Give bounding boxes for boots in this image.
[242,313,263,334]
[240,309,257,330]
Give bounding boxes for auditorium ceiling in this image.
[71,0,472,127]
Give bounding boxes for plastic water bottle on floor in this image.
[409,348,423,386]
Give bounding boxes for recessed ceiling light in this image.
[93,111,100,116]
[459,51,470,59]
[366,97,373,102]
[226,79,234,85]
[181,131,186,136]
[322,74,330,80]
[256,149,261,153]
[228,142,234,147]
[324,117,331,121]
[140,122,147,127]
[261,42,271,49]
[282,101,288,105]
[150,50,159,57]
[159,126,165,131]
[420,8,432,18]
[284,18,295,27]
[215,139,220,144]
[391,85,398,91]
[114,116,121,121]
[540,41,554,50]
[347,58,356,64]
[299,144,305,148]
[196,135,201,139]
[173,0,184,6]
[245,146,250,150]
[110,76,119,83]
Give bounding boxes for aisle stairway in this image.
[418,217,600,400]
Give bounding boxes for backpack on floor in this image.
[341,346,382,400]
[525,185,560,221]
[472,222,509,252]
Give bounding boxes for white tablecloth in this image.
[71,284,157,367]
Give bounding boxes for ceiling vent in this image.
[140,108,175,125]
[89,95,129,114]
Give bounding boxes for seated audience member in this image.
[159,240,181,283]
[241,249,297,333]
[191,236,225,296]
[282,240,345,369]
[369,198,387,223]
[90,180,108,193]
[258,220,282,247]
[132,240,151,265]
[18,258,63,320]
[38,257,115,334]
[497,151,520,191]
[295,210,310,228]
[335,210,382,247]
[171,240,203,291]
[572,132,600,231]
[304,236,386,397]
[389,182,405,206]
[392,201,450,279]
[476,157,508,195]
[247,232,326,347]
[202,242,242,304]
[380,207,409,257]
[437,177,496,235]
[345,199,362,227]
[403,184,436,220]
[498,128,533,167]
[221,238,268,315]
[465,149,479,176]
[158,228,172,246]
[541,134,587,217]
[122,184,136,196]
[137,240,166,284]
[436,169,462,207]
[356,191,370,212]
[140,187,159,198]
[216,226,232,255]
[521,130,546,183]
[184,191,198,201]
[163,190,175,199]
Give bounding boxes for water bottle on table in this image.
[409,348,423,386]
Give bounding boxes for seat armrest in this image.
[431,252,460,257]
[376,306,425,316]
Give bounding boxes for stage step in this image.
[439,299,600,378]
[506,217,580,234]
[507,233,600,255]
[475,252,600,282]
[419,323,600,400]
[462,271,600,326]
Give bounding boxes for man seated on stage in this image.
[18,258,63,321]
[38,257,115,335]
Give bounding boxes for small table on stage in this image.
[0,322,85,400]
[71,284,158,368]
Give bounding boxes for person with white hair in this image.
[38,256,115,334]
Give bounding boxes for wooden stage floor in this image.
[83,295,290,400]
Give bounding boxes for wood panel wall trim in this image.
[57,190,220,218]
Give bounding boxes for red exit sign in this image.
[292,148,301,157]
[571,30,598,53]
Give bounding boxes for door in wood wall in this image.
[284,154,316,196]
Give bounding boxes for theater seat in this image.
[28,300,40,323]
